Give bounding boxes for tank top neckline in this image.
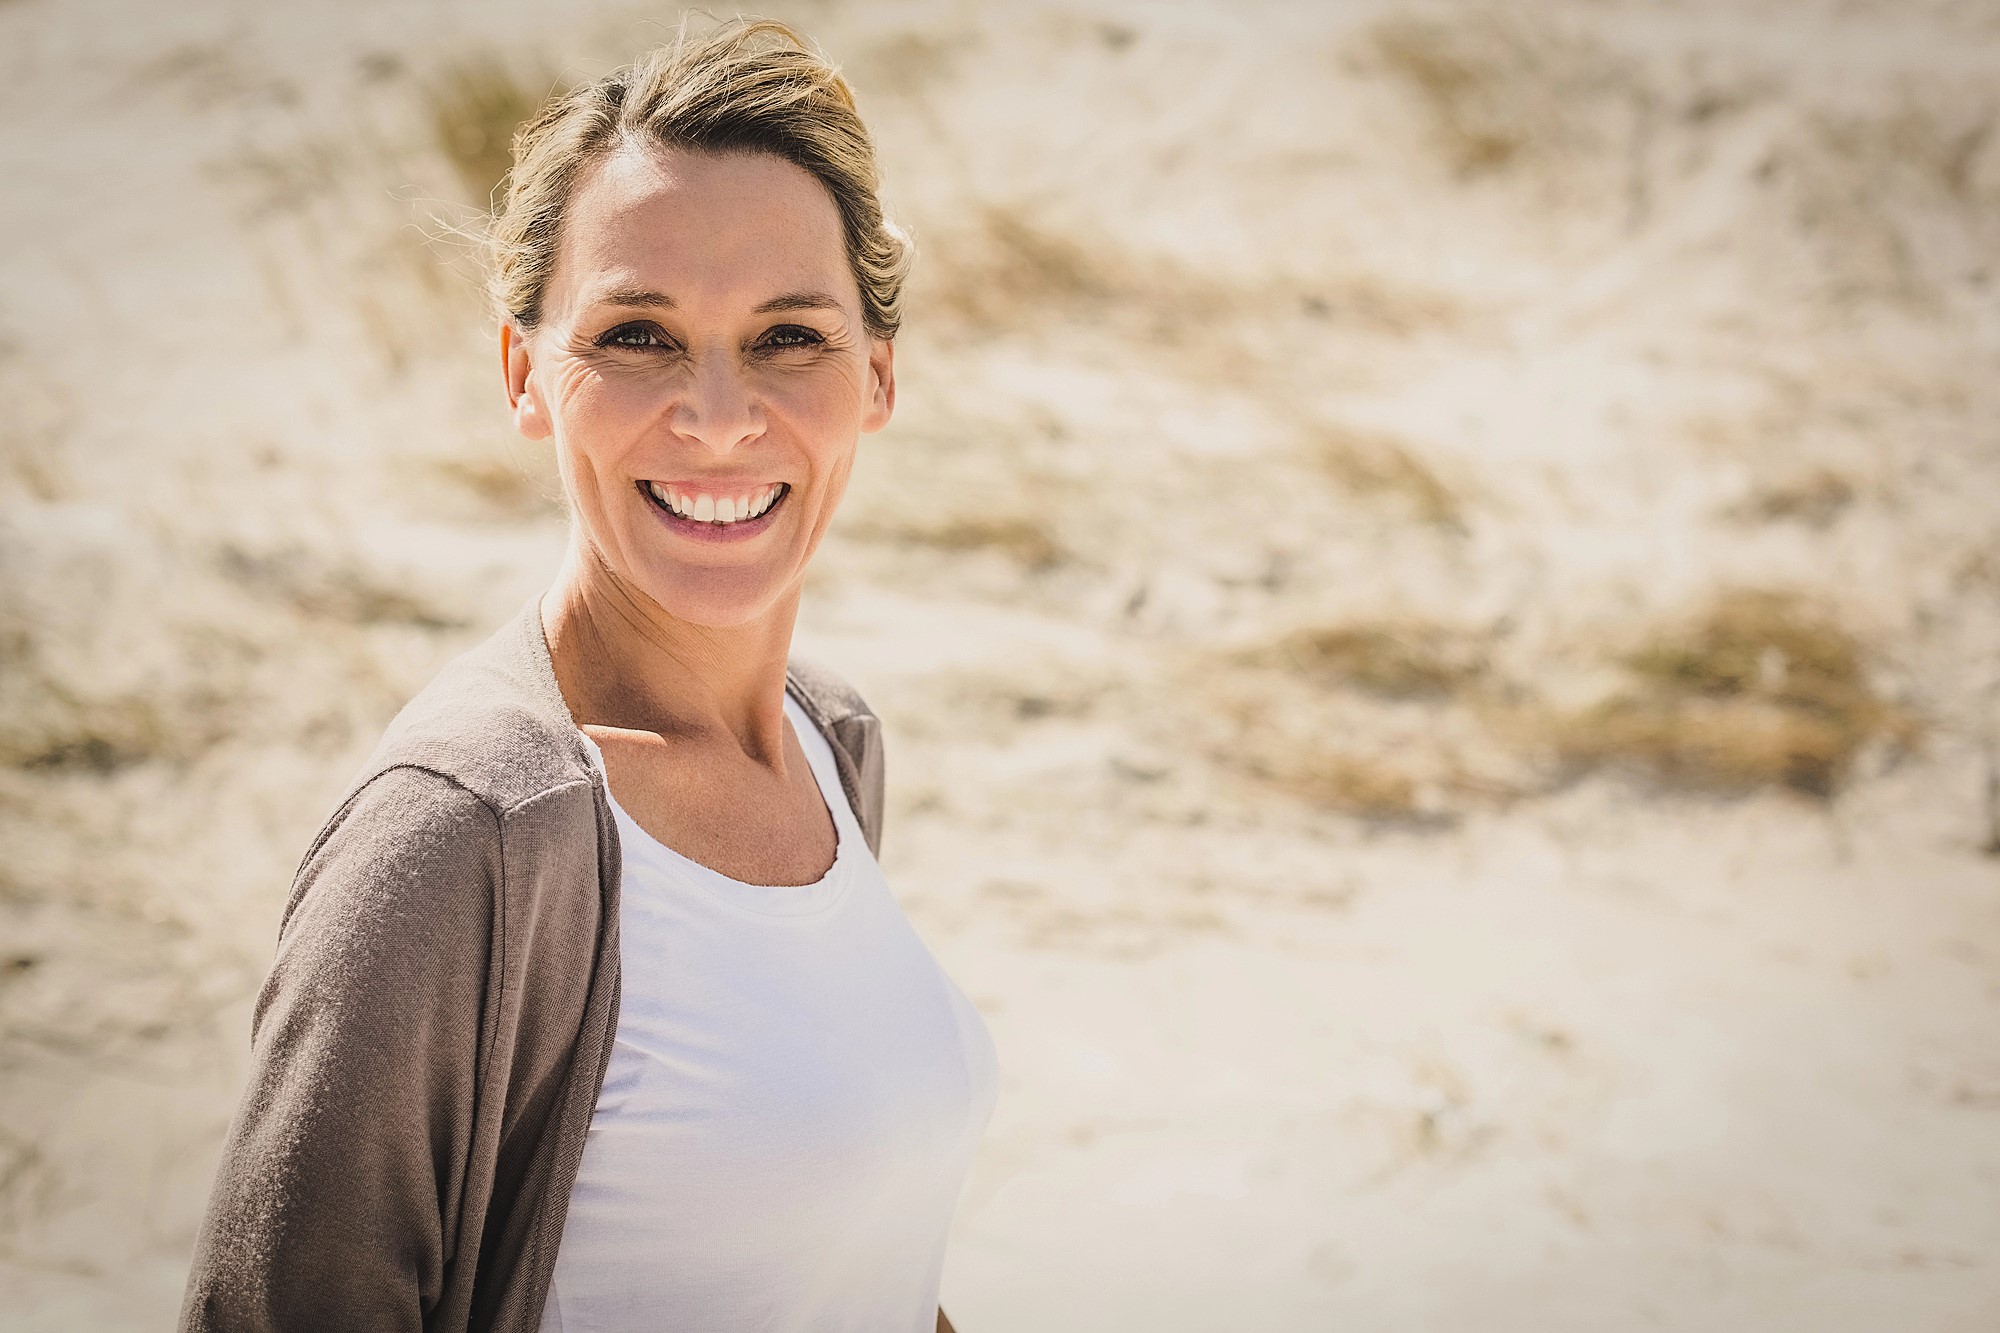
[577,691,859,919]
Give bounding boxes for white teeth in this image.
[651,482,783,523]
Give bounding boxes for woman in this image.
[180,20,997,1333]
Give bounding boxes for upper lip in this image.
[643,478,785,494]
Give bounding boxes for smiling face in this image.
[504,142,894,628]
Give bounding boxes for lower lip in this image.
[639,482,789,543]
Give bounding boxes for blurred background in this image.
[3,0,1998,1327]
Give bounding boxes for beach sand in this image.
[2,0,1997,1327]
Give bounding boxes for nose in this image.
[669,347,762,455]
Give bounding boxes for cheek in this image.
[546,361,662,459]
[543,367,634,532]
[762,366,867,457]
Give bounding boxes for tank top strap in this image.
[784,689,869,859]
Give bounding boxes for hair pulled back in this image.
[489,18,909,339]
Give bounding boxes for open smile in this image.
[638,479,790,542]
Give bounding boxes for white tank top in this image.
[537,691,998,1333]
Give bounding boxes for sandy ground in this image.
[3,0,1998,1328]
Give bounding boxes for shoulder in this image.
[355,599,596,815]
[785,651,883,753]
[785,652,883,770]
[783,652,879,727]
[283,763,503,937]
[281,600,596,935]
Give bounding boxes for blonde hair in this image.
[489,18,909,338]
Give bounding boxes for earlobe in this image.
[513,378,552,442]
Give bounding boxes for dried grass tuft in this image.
[1261,750,1426,821]
[1203,678,1450,825]
[427,454,564,519]
[852,512,1066,571]
[1625,591,1861,696]
[1772,91,2000,303]
[0,628,233,773]
[920,516,1065,569]
[916,206,1131,334]
[422,55,556,206]
[215,544,470,630]
[914,205,1461,367]
[1309,424,1464,530]
[1370,9,1628,178]
[1263,620,1485,699]
[1729,468,1858,527]
[1559,590,1916,797]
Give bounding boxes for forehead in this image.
[553,142,852,312]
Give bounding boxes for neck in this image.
[539,532,801,766]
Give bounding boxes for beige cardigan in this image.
[179,598,886,1331]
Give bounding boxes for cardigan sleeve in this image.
[179,765,500,1332]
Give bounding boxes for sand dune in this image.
[2,0,1996,1327]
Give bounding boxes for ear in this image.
[860,336,896,434]
[501,321,552,441]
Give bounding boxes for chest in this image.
[546,845,1000,1328]
[602,869,990,1165]
[586,720,838,887]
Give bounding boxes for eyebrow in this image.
[587,287,845,315]
[596,287,675,310]
[752,290,845,315]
